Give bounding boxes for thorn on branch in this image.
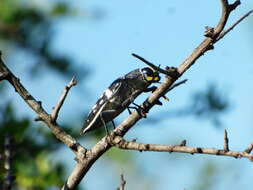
[51,76,77,123]
[224,129,229,152]
[244,142,253,154]
[179,140,187,146]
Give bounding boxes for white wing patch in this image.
[91,104,97,113]
[104,89,113,99]
[99,99,104,105]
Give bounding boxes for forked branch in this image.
[111,136,253,161]
[63,1,253,189]
[0,53,85,154]
[51,76,77,123]
[0,0,252,189]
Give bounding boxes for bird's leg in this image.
[127,107,132,114]
[111,120,116,129]
[144,86,157,93]
[99,111,109,135]
[145,86,170,105]
[128,103,147,118]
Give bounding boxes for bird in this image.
[80,67,161,135]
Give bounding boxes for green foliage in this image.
[15,153,65,190]
[0,103,66,189]
[50,3,72,16]
[0,0,85,189]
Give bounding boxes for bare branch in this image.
[63,1,249,189]
[216,9,253,42]
[177,0,241,75]
[244,143,253,154]
[111,136,253,161]
[117,174,126,190]
[3,134,14,190]
[51,76,77,123]
[224,129,229,152]
[0,0,250,189]
[0,52,86,154]
[132,53,179,77]
[167,79,188,92]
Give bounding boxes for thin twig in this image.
[111,136,253,161]
[244,142,253,154]
[216,9,253,42]
[0,52,86,154]
[3,134,14,190]
[224,129,229,152]
[167,79,188,92]
[179,140,187,147]
[132,53,175,76]
[51,76,77,123]
[177,0,241,74]
[117,174,126,190]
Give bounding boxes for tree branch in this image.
[51,76,77,123]
[0,0,251,189]
[117,174,126,190]
[244,143,253,154]
[224,129,229,152]
[167,79,188,92]
[216,9,253,42]
[111,136,253,161]
[0,53,86,154]
[3,134,14,190]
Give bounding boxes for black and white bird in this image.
[80,67,161,135]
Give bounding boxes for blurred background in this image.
[0,0,253,189]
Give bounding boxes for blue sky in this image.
[5,0,253,189]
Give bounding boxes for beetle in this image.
[80,67,162,135]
